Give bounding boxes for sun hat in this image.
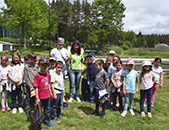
[126,58,134,65]
[109,50,116,55]
[142,60,152,67]
[49,57,56,61]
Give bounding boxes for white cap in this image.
[142,60,152,67]
[109,50,116,54]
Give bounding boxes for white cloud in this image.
[1,0,169,34]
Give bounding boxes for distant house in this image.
[0,41,13,51]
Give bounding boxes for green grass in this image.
[1,74,169,130]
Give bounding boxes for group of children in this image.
[81,51,163,119]
[0,50,163,129]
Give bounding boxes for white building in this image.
[0,41,13,51]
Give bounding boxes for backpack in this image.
[30,104,45,126]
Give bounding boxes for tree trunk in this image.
[24,35,26,48]
[19,31,23,53]
[2,26,5,41]
[34,35,37,50]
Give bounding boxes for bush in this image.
[124,41,132,47]
[122,44,129,50]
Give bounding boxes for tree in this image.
[2,0,52,53]
[89,0,126,48]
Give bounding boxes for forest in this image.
[1,0,169,52]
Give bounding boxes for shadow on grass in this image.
[77,106,93,115]
[27,115,36,130]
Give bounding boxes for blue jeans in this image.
[12,84,22,108]
[51,93,61,119]
[81,78,90,101]
[140,88,152,112]
[124,93,134,110]
[89,80,95,102]
[39,98,51,124]
[68,70,81,98]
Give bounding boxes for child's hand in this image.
[51,93,53,98]
[160,84,163,88]
[30,87,34,91]
[87,81,90,85]
[136,88,139,93]
[17,81,22,86]
[15,80,20,84]
[53,94,57,100]
[35,99,40,105]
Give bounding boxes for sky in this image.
[1,0,169,35]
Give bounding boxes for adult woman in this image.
[67,40,83,102]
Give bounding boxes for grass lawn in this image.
[1,74,169,130]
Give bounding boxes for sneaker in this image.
[144,102,146,107]
[129,109,135,116]
[59,114,66,119]
[76,97,81,102]
[18,107,24,113]
[12,108,17,114]
[116,103,119,107]
[68,97,73,103]
[151,103,154,107]
[52,118,61,123]
[100,112,105,119]
[1,107,6,112]
[121,110,127,117]
[6,107,11,111]
[141,111,145,117]
[148,112,152,118]
[47,122,54,127]
[91,110,99,116]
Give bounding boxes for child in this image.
[140,61,155,118]
[8,52,24,114]
[24,55,29,64]
[144,57,163,107]
[106,56,115,108]
[106,56,115,81]
[36,55,40,65]
[46,57,56,75]
[24,52,39,116]
[51,61,66,123]
[121,58,139,117]
[87,52,97,105]
[34,58,53,129]
[110,60,123,113]
[91,59,109,119]
[0,54,11,112]
[81,56,90,102]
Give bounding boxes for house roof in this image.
[0,41,13,45]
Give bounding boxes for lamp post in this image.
[48,0,51,55]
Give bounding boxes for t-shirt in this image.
[0,65,10,84]
[140,72,155,90]
[87,62,97,81]
[152,65,163,83]
[112,70,123,86]
[122,70,139,93]
[95,70,108,90]
[82,64,87,79]
[68,52,83,70]
[51,72,64,94]
[108,65,115,81]
[34,72,50,99]
[9,64,24,83]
